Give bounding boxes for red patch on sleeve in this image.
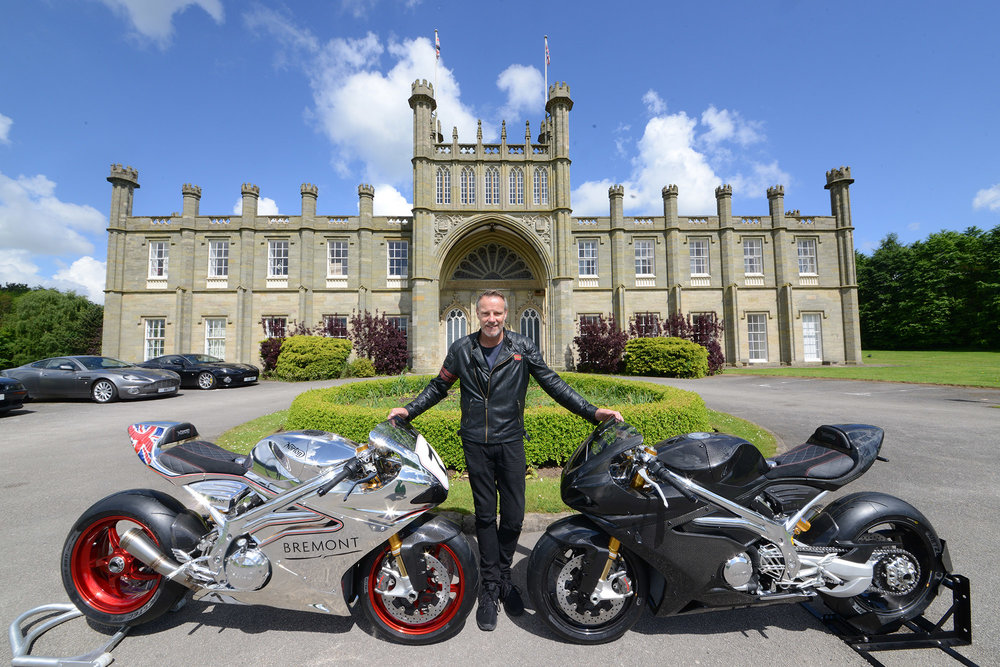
[439,367,457,382]
[513,354,522,361]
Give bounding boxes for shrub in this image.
[349,311,408,375]
[273,335,352,381]
[632,313,726,375]
[623,337,709,378]
[573,315,628,373]
[287,373,709,470]
[344,357,376,378]
[259,337,283,373]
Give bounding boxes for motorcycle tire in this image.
[359,532,477,645]
[527,533,647,644]
[61,489,189,628]
[818,492,945,634]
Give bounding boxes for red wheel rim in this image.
[70,515,161,614]
[367,543,465,635]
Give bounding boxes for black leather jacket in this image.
[405,329,598,444]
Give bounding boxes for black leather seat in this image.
[158,440,251,476]
[765,443,854,480]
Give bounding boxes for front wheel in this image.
[359,532,477,645]
[527,533,647,644]
[61,490,188,627]
[820,495,945,633]
[91,379,117,403]
[196,372,217,390]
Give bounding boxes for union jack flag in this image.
[435,29,440,59]
[545,35,550,65]
[129,424,165,465]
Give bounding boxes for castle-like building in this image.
[102,80,862,372]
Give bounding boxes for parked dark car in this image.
[138,354,259,390]
[1,356,180,403]
[0,376,28,413]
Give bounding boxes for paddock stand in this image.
[8,603,129,667]
[801,574,974,667]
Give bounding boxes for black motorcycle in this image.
[527,419,950,644]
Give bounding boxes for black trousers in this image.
[462,439,526,587]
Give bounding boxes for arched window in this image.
[460,167,475,204]
[509,167,524,205]
[484,167,499,205]
[520,308,540,348]
[446,309,467,348]
[436,167,451,204]
[533,168,548,205]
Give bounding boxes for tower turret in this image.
[241,184,259,219]
[181,183,201,218]
[767,185,785,228]
[825,166,854,229]
[715,184,733,222]
[301,183,318,219]
[408,80,437,157]
[107,164,139,228]
[358,184,375,221]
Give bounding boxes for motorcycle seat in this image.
[158,440,252,476]
[765,442,854,480]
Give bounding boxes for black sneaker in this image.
[500,578,525,616]
[476,584,499,631]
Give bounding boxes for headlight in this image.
[121,374,151,382]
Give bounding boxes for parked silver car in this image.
[1,356,181,403]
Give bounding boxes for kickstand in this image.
[8,603,130,667]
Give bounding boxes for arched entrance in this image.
[438,224,548,356]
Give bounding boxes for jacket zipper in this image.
[483,350,515,444]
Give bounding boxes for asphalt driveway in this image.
[1,375,994,666]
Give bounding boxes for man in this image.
[388,289,622,631]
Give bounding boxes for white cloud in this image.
[98,0,223,48]
[0,171,106,256]
[497,65,544,121]
[0,250,105,304]
[700,105,764,147]
[231,196,279,215]
[372,184,413,216]
[642,90,666,115]
[0,113,11,144]
[973,184,1000,211]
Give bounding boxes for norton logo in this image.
[281,442,307,458]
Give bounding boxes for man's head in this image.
[476,289,508,343]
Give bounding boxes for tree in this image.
[348,311,408,375]
[0,289,103,368]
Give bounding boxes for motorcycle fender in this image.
[397,513,464,584]
[542,515,614,597]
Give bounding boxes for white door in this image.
[802,313,823,362]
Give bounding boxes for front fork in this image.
[587,536,632,604]
[374,534,420,602]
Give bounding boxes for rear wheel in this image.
[527,533,646,644]
[61,491,187,627]
[197,372,217,390]
[359,533,476,645]
[91,380,117,403]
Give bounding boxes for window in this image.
[743,238,763,274]
[446,309,467,348]
[208,240,229,278]
[436,167,451,204]
[144,318,165,360]
[509,167,524,205]
[533,168,548,205]
[689,238,709,275]
[578,240,598,277]
[148,241,168,278]
[633,312,660,337]
[802,313,823,362]
[327,240,348,277]
[205,318,226,358]
[747,313,768,362]
[797,238,817,275]
[388,316,408,341]
[634,239,654,276]
[460,167,476,204]
[484,167,500,205]
[520,309,540,348]
[322,315,348,338]
[262,317,287,338]
[268,240,289,277]
[388,241,408,278]
[579,314,601,330]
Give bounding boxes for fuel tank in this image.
[251,430,359,488]
[655,432,768,491]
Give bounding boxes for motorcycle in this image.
[527,420,951,644]
[60,418,479,645]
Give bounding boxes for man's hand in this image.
[387,407,410,420]
[595,407,623,423]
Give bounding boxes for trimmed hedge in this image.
[287,373,709,470]
[344,357,376,378]
[623,337,709,378]
[274,335,352,381]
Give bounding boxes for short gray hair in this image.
[476,289,508,312]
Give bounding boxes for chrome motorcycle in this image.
[60,419,478,645]
[528,420,950,644]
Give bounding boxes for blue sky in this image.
[1,1,997,304]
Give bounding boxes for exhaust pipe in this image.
[119,527,198,589]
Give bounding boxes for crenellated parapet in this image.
[609,184,624,197]
[108,163,139,185]
[766,185,785,200]
[301,183,318,196]
[715,184,733,198]
[182,183,202,199]
[358,184,375,198]
[241,183,260,197]
[408,79,437,110]
[546,81,573,113]
[662,184,679,198]
[825,166,854,188]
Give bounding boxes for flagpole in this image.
[544,35,548,101]
[434,29,439,96]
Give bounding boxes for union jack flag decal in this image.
[129,424,165,465]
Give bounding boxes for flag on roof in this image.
[435,29,440,59]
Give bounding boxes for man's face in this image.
[476,295,507,340]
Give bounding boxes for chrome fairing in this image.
[251,430,358,488]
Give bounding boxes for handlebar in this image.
[317,458,365,497]
[645,458,699,504]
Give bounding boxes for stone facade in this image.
[102,80,862,372]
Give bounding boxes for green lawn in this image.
[726,350,1000,388]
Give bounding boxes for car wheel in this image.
[197,372,217,390]
[92,380,118,404]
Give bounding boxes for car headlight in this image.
[121,374,152,382]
